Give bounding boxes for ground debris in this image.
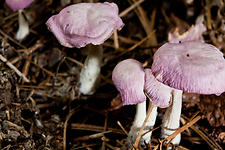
[199,94,225,127]
[0,0,225,149]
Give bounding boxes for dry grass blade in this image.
[104,142,118,150]
[118,36,139,44]
[190,126,223,150]
[109,35,139,45]
[153,144,159,150]
[3,12,18,21]
[130,0,157,46]
[142,126,160,137]
[177,145,191,150]
[107,103,123,112]
[63,108,79,150]
[21,55,31,84]
[102,112,109,150]
[161,8,172,26]
[113,30,119,50]
[134,101,154,148]
[74,130,112,142]
[119,30,156,57]
[181,115,223,150]
[162,116,201,145]
[117,120,135,150]
[189,111,200,121]
[205,0,212,30]
[4,120,23,130]
[0,29,27,49]
[0,54,30,82]
[10,40,43,64]
[117,121,129,137]
[66,56,84,67]
[127,30,156,51]
[71,123,123,135]
[73,144,98,150]
[119,0,145,17]
[102,43,126,51]
[30,61,55,76]
[18,85,46,89]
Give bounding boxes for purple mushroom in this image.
[153,41,225,95]
[152,41,225,145]
[144,68,173,108]
[46,2,124,95]
[5,0,33,41]
[168,23,206,43]
[112,59,173,146]
[5,0,33,11]
[112,59,156,145]
[112,59,146,105]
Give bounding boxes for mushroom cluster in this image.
[112,59,173,145]
[112,23,225,146]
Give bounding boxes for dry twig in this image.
[63,108,79,150]
[71,123,123,135]
[0,54,30,82]
[162,116,201,145]
[181,115,223,150]
[0,29,26,49]
[119,0,145,17]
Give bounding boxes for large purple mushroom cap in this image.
[144,69,173,108]
[46,2,124,48]
[5,0,33,11]
[112,59,146,105]
[152,41,225,95]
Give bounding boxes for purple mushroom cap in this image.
[144,69,173,108]
[112,59,146,105]
[152,41,225,95]
[168,23,206,43]
[5,0,33,11]
[46,2,124,48]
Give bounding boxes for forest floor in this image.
[0,0,225,149]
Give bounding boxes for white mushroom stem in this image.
[161,89,183,145]
[128,101,146,145]
[128,101,158,146]
[79,45,103,95]
[16,9,29,41]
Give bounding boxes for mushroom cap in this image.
[152,41,225,95]
[5,0,33,11]
[144,69,172,108]
[46,2,124,48]
[112,59,146,105]
[168,23,206,43]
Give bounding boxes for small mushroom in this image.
[112,59,155,145]
[144,68,174,145]
[152,41,225,145]
[5,0,33,41]
[46,2,124,95]
[144,68,173,108]
[112,59,173,146]
[112,59,146,105]
[168,23,206,43]
[5,0,33,11]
